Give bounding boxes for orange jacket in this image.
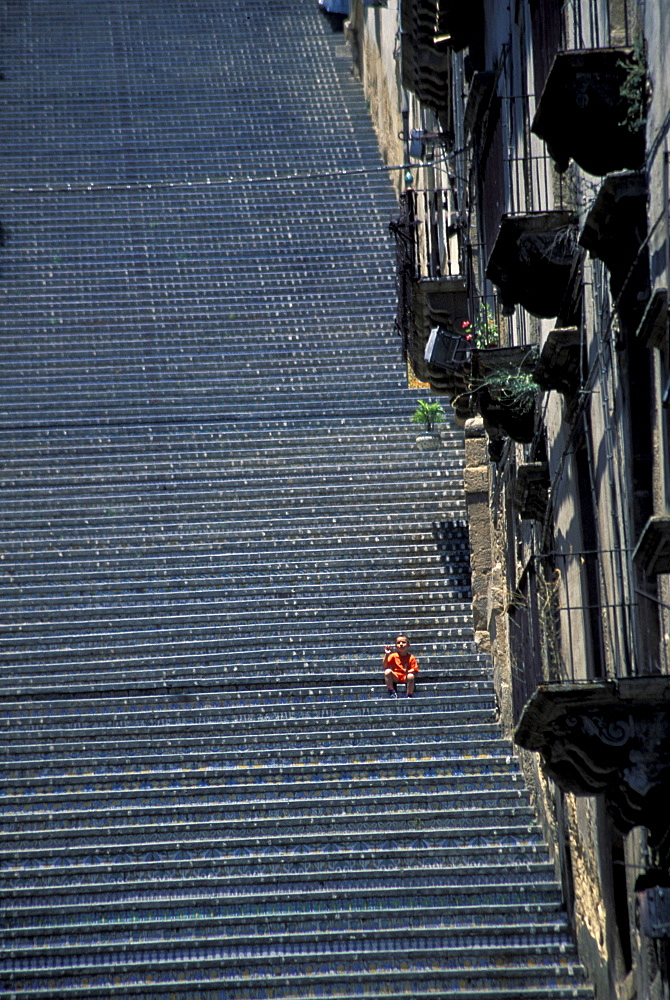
[384,651,418,682]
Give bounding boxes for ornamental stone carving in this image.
[514,677,670,850]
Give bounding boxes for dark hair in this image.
[396,634,410,644]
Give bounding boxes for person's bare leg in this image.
[406,672,416,696]
[384,669,397,692]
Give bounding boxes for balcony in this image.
[531,48,646,176]
[390,189,468,395]
[486,212,580,319]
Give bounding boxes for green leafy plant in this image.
[481,369,537,416]
[618,37,647,133]
[411,398,446,433]
[460,305,499,348]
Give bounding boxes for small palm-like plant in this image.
[411,399,446,433]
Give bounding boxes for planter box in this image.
[472,346,539,443]
[471,345,538,379]
[486,212,580,318]
[415,432,442,450]
[532,48,645,176]
[477,392,536,443]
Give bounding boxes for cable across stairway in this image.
[0,1,592,997]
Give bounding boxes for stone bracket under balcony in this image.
[531,47,646,176]
[464,70,495,137]
[633,515,670,575]
[533,326,582,394]
[400,0,457,110]
[486,212,580,319]
[514,462,550,520]
[579,171,650,331]
[514,677,670,847]
[636,287,668,350]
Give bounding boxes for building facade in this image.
[345,1,670,996]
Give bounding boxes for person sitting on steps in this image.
[383,634,418,698]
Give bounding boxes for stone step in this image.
[0,660,488,695]
[1,740,515,778]
[2,938,591,1000]
[0,567,470,599]
[0,638,480,670]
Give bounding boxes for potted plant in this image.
[461,305,499,348]
[411,398,446,449]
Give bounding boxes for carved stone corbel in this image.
[514,677,670,849]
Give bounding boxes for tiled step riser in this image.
[0,517,468,537]
[1,717,504,757]
[0,493,468,517]
[0,666,488,694]
[0,426,465,448]
[3,720,504,745]
[0,644,481,672]
[2,904,571,933]
[3,807,539,845]
[2,367,418,392]
[3,688,495,712]
[0,628,477,657]
[0,981,592,1000]
[1,452,467,474]
[2,727,507,761]
[0,670,490,701]
[1,945,582,981]
[4,925,575,959]
[0,667,484,693]
[1,756,513,795]
[2,965,591,1000]
[3,782,529,820]
[1,473,467,497]
[2,818,541,852]
[0,585,473,613]
[1,841,547,878]
[2,515,468,537]
[1,873,561,912]
[0,606,474,631]
[0,547,468,571]
[0,684,495,716]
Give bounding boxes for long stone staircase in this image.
[0,1,593,997]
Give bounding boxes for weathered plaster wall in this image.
[347,2,404,197]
